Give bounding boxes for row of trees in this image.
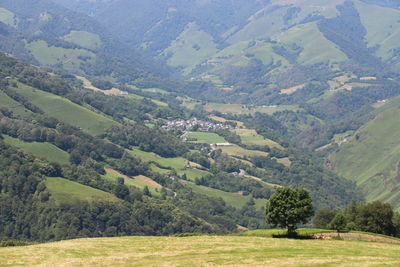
[266,187,400,238]
[314,201,400,237]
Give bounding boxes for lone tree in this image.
[266,187,314,236]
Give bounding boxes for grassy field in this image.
[185,182,266,210]
[26,40,95,72]
[102,168,162,196]
[0,90,32,118]
[201,103,301,115]
[234,129,283,149]
[3,135,70,165]
[129,149,188,169]
[45,177,117,204]
[356,1,400,60]
[76,76,126,96]
[177,168,212,181]
[12,82,118,135]
[209,115,245,127]
[0,8,18,27]
[63,31,102,50]
[2,233,400,266]
[219,144,267,158]
[163,22,218,75]
[188,132,227,144]
[278,22,347,65]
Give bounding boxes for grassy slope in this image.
[219,144,267,158]
[26,40,95,73]
[185,182,266,210]
[2,135,70,165]
[63,31,102,50]
[102,168,161,196]
[0,8,18,27]
[2,234,400,266]
[163,22,218,75]
[0,90,32,118]
[329,98,400,210]
[234,129,283,148]
[11,82,118,135]
[356,1,400,61]
[277,22,347,65]
[188,132,227,144]
[202,103,301,115]
[45,177,117,204]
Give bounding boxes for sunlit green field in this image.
[11,83,118,135]
[188,132,227,144]
[45,177,117,204]
[2,233,400,266]
[185,181,266,210]
[3,135,70,165]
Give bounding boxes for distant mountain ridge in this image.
[52,0,400,105]
[0,0,176,89]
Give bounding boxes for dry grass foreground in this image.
[1,235,400,266]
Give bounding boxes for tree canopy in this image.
[266,187,314,236]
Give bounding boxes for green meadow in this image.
[63,31,102,50]
[102,168,162,196]
[11,83,118,135]
[0,90,32,118]
[2,233,400,266]
[185,182,266,210]
[45,177,117,204]
[3,135,70,165]
[188,132,227,144]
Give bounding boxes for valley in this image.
[1,1,400,263]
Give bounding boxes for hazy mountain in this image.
[0,0,176,89]
[50,1,400,106]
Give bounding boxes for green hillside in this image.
[26,40,96,72]
[163,22,218,75]
[46,177,118,204]
[329,98,400,210]
[63,31,102,50]
[186,182,266,210]
[11,82,118,135]
[3,135,70,165]
[356,1,400,61]
[2,234,400,266]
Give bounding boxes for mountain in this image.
[53,0,400,104]
[0,0,176,90]
[328,96,400,210]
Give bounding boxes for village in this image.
[162,118,233,132]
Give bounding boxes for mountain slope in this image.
[50,0,400,111]
[0,0,175,90]
[329,97,400,210]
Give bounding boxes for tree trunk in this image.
[287,226,296,237]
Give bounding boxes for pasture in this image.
[11,83,118,135]
[2,233,400,266]
[188,132,227,144]
[45,177,117,204]
[184,181,266,210]
[3,135,70,165]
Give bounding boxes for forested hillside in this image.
[0,52,362,241]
